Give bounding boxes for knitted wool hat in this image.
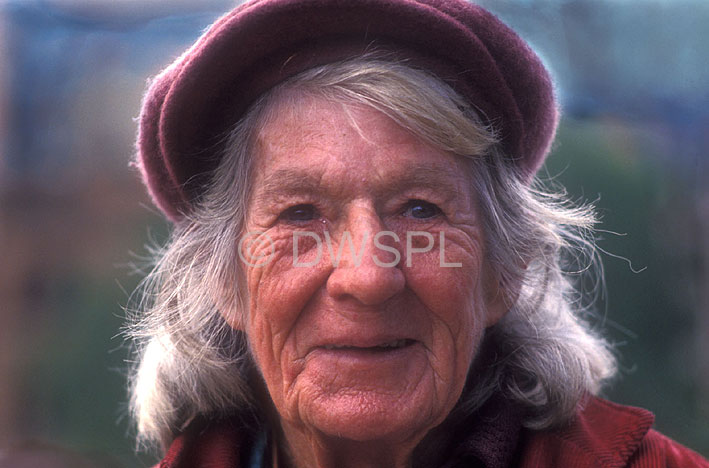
[136,0,558,223]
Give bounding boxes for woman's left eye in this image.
[403,200,442,219]
[279,204,319,223]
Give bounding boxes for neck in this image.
[277,421,422,468]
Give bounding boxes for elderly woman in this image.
[128,1,708,467]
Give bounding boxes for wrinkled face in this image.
[240,93,505,445]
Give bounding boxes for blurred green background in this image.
[0,0,706,466]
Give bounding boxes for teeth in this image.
[322,340,409,350]
[378,339,407,348]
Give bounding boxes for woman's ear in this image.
[218,306,245,331]
[216,273,246,331]
[482,266,523,328]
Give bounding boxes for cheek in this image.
[402,228,487,371]
[404,228,486,319]
[242,228,331,388]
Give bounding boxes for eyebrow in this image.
[252,163,465,204]
[255,168,323,200]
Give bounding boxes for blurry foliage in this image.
[14,247,163,466]
[546,119,708,455]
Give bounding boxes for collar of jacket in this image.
[156,396,654,468]
[519,397,655,468]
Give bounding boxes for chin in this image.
[300,385,443,443]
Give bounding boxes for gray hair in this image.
[127,56,616,450]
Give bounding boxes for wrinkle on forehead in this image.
[251,163,468,207]
[247,92,479,219]
[255,90,425,154]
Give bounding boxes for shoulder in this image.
[632,428,709,468]
[519,396,709,468]
[154,413,263,468]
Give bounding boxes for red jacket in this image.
[518,398,708,468]
[157,397,708,467]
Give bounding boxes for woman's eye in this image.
[403,200,441,219]
[280,204,318,222]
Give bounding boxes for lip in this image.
[305,336,422,365]
[306,339,421,365]
[309,335,418,354]
[320,338,414,350]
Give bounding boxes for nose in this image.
[326,205,405,306]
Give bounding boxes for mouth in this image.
[320,339,416,352]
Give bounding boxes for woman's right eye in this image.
[279,204,318,223]
[402,199,442,220]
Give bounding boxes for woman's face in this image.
[240,93,506,447]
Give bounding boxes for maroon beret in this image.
[136,0,558,223]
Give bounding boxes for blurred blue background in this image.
[0,0,706,466]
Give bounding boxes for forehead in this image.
[250,93,472,193]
